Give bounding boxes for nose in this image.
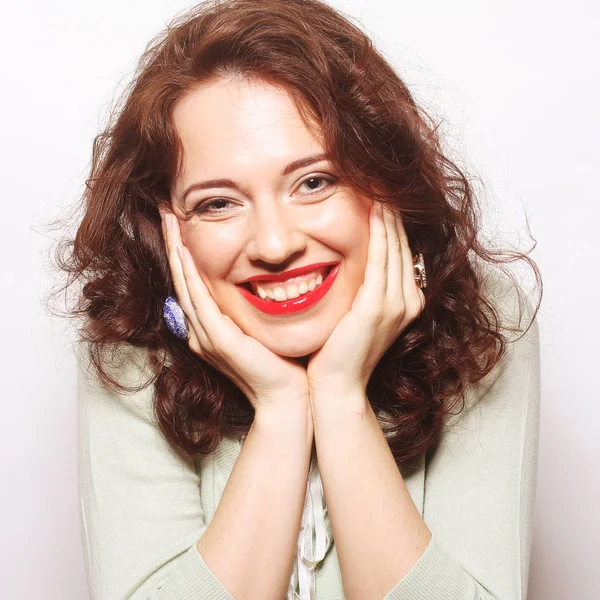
[244,200,307,265]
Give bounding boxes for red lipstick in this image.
[238,261,336,284]
[236,263,340,316]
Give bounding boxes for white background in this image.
[1,0,598,598]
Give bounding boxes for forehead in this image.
[172,78,324,171]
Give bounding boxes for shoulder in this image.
[75,339,159,426]
[479,263,539,337]
[446,264,541,428]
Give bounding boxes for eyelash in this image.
[193,174,338,215]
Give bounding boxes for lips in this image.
[240,264,334,298]
[237,261,339,285]
[236,262,341,316]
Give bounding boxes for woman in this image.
[66,0,542,598]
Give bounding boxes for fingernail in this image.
[165,213,174,230]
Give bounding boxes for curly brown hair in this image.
[49,0,541,470]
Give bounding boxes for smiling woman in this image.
[51,1,542,599]
[169,78,371,353]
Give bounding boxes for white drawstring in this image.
[287,450,330,600]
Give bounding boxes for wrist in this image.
[254,397,313,429]
[309,386,368,414]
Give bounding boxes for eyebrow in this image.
[177,153,331,208]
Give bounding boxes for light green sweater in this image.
[77,273,540,599]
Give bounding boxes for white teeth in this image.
[253,269,330,302]
[285,284,300,299]
[274,287,287,301]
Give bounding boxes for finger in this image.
[167,213,248,357]
[161,210,205,346]
[360,202,388,313]
[382,203,404,307]
[396,214,426,317]
[365,203,389,290]
[178,241,237,349]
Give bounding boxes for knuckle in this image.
[396,298,407,316]
[388,298,405,321]
[188,338,201,355]
[407,296,424,320]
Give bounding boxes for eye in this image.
[298,174,337,195]
[193,198,235,215]
[192,174,337,215]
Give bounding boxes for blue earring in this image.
[163,296,188,340]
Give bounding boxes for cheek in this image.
[183,227,236,286]
[333,204,370,276]
[308,194,370,249]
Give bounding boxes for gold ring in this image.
[412,253,427,289]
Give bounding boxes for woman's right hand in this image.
[159,208,311,417]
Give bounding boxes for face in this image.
[170,76,372,359]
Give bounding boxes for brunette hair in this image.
[50,0,541,469]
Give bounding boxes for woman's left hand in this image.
[306,201,426,405]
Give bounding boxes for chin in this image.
[265,340,322,359]
[259,329,329,359]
